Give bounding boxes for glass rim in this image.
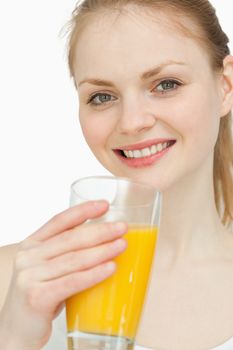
[70,175,161,209]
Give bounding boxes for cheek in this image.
[79,116,112,152]
[168,90,220,146]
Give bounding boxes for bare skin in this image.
[0,244,18,311]
[72,7,233,350]
[1,6,233,350]
[0,207,233,350]
[136,204,233,349]
[0,201,128,350]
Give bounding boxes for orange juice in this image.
[66,225,158,340]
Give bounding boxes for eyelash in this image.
[87,79,182,106]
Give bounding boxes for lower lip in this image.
[114,143,175,168]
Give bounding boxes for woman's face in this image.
[73,8,223,191]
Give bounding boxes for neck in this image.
[156,156,226,269]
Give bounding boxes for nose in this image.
[116,95,157,135]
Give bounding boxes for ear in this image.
[220,55,233,117]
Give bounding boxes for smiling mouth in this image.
[115,140,176,159]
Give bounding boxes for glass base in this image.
[67,331,135,350]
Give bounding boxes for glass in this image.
[66,176,162,350]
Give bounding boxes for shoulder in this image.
[0,243,19,310]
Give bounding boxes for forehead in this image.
[74,7,211,82]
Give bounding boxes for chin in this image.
[108,169,166,191]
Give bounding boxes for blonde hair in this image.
[65,0,233,227]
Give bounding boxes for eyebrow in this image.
[78,60,187,88]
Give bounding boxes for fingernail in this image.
[105,261,116,272]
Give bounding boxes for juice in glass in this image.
[66,224,158,344]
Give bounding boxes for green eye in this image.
[87,79,182,106]
[88,93,115,105]
[156,79,181,92]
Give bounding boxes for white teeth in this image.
[141,148,151,157]
[129,150,134,158]
[133,150,142,158]
[151,145,157,155]
[122,142,172,159]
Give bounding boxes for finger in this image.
[35,238,127,281]
[29,200,109,242]
[45,261,117,304]
[38,221,128,260]
[16,221,128,269]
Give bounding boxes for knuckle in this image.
[17,270,31,290]
[14,250,29,270]
[18,239,27,249]
[19,237,34,249]
[17,271,43,309]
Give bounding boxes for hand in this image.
[0,200,128,349]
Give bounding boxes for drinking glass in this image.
[66,176,162,350]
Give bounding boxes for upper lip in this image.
[114,138,176,151]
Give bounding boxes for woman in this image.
[0,0,233,349]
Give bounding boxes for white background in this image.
[0,1,232,246]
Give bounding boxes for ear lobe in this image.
[220,55,233,117]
